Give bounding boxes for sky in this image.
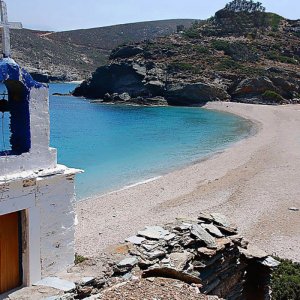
[5,0,300,32]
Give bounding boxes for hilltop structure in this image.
[0,1,80,295]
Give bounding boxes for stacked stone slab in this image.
[119,213,279,300]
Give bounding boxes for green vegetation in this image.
[74,253,88,265]
[294,31,300,38]
[262,90,283,103]
[266,51,298,65]
[193,45,210,55]
[212,40,259,62]
[267,13,284,31]
[212,40,230,52]
[215,57,264,76]
[225,0,266,13]
[271,258,300,300]
[183,21,200,39]
[168,62,195,71]
[167,61,203,75]
[216,57,241,70]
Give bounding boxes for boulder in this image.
[232,76,278,98]
[119,92,131,101]
[165,82,230,105]
[110,45,144,59]
[269,76,299,99]
[145,80,165,95]
[73,63,148,99]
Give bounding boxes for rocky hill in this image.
[74,2,300,106]
[9,19,195,82]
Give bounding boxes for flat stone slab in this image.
[259,256,280,268]
[84,294,102,300]
[145,249,166,260]
[169,251,193,270]
[33,277,76,292]
[239,245,268,259]
[164,233,176,241]
[198,212,214,223]
[126,235,146,245]
[44,294,73,300]
[81,277,95,285]
[138,226,170,240]
[191,224,216,248]
[117,256,138,268]
[211,213,231,227]
[7,286,63,300]
[201,223,224,238]
[143,267,202,284]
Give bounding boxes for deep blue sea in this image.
[1,83,252,199]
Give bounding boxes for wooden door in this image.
[0,212,22,294]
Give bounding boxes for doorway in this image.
[0,212,22,294]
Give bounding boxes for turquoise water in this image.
[0,83,252,199]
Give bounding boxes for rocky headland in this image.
[73,6,300,106]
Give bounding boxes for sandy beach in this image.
[75,102,300,261]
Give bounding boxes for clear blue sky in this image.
[5,0,300,32]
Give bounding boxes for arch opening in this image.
[0,80,31,155]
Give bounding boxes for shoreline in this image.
[77,106,255,201]
[75,102,300,262]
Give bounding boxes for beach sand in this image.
[75,102,300,261]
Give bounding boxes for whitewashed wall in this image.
[0,169,77,283]
[0,86,57,176]
[38,173,76,276]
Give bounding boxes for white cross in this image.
[0,0,22,58]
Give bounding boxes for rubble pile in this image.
[7,213,280,300]
[115,213,280,300]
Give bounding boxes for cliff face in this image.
[74,10,300,106]
[9,20,195,82]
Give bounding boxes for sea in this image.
[0,83,252,199]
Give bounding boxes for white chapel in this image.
[0,0,80,295]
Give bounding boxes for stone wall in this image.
[113,214,280,299]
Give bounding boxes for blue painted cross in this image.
[0,0,22,58]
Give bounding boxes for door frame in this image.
[0,191,42,289]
